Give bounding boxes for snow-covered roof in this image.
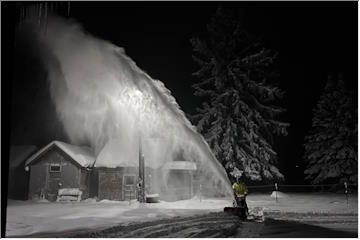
[163,161,197,171]
[25,141,95,168]
[95,138,199,171]
[95,139,138,168]
[95,138,169,169]
[9,145,38,168]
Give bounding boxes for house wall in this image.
[96,167,194,201]
[89,170,98,198]
[28,163,47,199]
[28,146,89,201]
[161,170,193,201]
[97,167,138,200]
[80,168,91,199]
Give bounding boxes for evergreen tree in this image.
[190,7,288,183]
[304,74,357,184]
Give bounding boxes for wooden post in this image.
[275,183,278,202]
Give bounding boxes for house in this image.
[25,141,95,201]
[8,145,38,200]
[93,138,197,201]
[23,138,198,202]
[93,138,156,201]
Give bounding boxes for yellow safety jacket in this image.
[232,182,248,196]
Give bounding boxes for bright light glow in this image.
[30,16,233,199]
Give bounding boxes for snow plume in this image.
[28,16,233,198]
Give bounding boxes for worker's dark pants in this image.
[235,195,249,215]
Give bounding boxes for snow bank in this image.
[146,194,159,198]
[247,193,358,214]
[5,197,231,237]
[82,198,97,203]
[270,191,289,198]
[99,199,134,204]
[149,198,232,210]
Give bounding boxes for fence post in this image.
[199,184,202,202]
[344,182,348,206]
[275,183,278,202]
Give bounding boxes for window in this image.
[123,175,136,186]
[49,164,61,172]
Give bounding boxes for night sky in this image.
[3,2,358,184]
[68,2,357,184]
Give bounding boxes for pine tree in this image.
[304,74,357,184]
[190,7,288,183]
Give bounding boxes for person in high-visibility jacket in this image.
[232,181,249,215]
[232,182,248,196]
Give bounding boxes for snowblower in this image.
[224,182,248,220]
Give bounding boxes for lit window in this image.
[49,164,61,172]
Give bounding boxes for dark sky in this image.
[3,2,357,184]
[68,2,357,184]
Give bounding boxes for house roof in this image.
[95,139,198,170]
[95,138,168,169]
[9,145,38,169]
[25,141,95,168]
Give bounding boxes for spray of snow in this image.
[23,16,233,198]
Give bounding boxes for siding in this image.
[28,164,46,199]
[97,167,138,200]
[80,168,91,199]
[28,145,89,201]
[89,170,98,198]
[94,167,195,201]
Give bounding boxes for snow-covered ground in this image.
[5,193,358,237]
[247,192,358,234]
[5,197,232,237]
[247,192,358,214]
